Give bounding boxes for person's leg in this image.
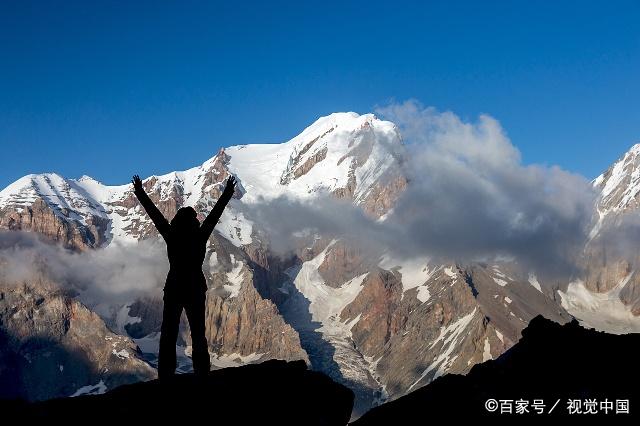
[184,291,210,376]
[158,291,183,379]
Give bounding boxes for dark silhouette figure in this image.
[132,174,236,378]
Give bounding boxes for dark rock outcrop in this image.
[2,359,354,425]
[353,316,639,424]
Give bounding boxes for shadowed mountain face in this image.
[2,359,354,426]
[0,281,156,401]
[353,315,640,424]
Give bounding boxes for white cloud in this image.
[0,231,168,303]
[248,100,597,280]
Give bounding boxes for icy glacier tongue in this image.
[275,242,382,416]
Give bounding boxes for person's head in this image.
[171,206,200,232]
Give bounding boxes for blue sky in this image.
[1,0,639,188]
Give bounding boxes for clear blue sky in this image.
[1,0,639,188]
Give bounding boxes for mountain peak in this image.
[76,175,102,184]
[594,143,640,216]
[627,142,640,155]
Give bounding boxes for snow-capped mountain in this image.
[558,143,640,333]
[0,112,636,416]
[593,143,640,219]
[0,112,403,249]
[0,112,413,410]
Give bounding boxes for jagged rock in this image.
[0,281,156,400]
[583,144,640,308]
[335,262,570,402]
[124,295,164,338]
[280,126,335,184]
[0,199,107,251]
[318,241,370,288]
[202,268,309,362]
[2,360,354,425]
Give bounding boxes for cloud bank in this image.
[0,231,168,304]
[248,100,597,279]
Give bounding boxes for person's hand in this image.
[223,176,236,197]
[132,175,143,192]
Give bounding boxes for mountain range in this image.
[1,112,639,417]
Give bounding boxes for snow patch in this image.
[223,254,244,298]
[482,338,492,362]
[416,286,431,303]
[112,349,130,359]
[492,266,512,287]
[115,304,142,334]
[409,308,478,391]
[379,255,433,303]
[210,352,264,369]
[71,380,107,397]
[444,266,456,278]
[291,243,367,328]
[528,273,543,293]
[217,210,253,247]
[493,278,508,287]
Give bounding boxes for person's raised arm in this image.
[201,176,236,240]
[131,174,170,239]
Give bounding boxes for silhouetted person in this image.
[132,174,236,378]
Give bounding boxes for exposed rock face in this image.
[360,173,407,218]
[0,149,240,248]
[318,241,370,288]
[202,268,308,362]
[294,146,329,180]
[593,143,640,216]
[582,243,633,293]
[620,279,640,315]
[280,127,335,185]
[0,199,108,251]
[337,261,570,401]
[341,269,403,357]
[124,295,164,338]
[0,280,156,400]
[110,235,309,365]
[573,143,640,317]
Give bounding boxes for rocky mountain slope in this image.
[353,315,640,424]
[0,112,638,416]
[0,280,155,400]
[559,144,640,333]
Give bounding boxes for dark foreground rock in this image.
[353,315,639,424]
[1,359,354,425]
